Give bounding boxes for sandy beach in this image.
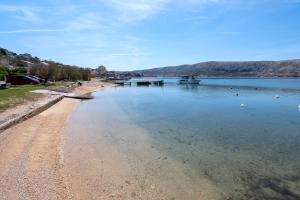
[2,78,299,200]
[0,80,225,200]
[0,80,113,199]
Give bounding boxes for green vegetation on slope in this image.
[0,47,92,81]
[30,61,91,81]
[0,82,68,111]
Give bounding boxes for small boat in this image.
[178,76,200,85]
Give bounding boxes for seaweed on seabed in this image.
[246,177,300,200]
[229,169,300,200]
[261,178,300,200]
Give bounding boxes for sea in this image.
[65,78,300,200]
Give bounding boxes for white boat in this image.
[178,76,200,85]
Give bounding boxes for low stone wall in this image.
[0,95,64,133]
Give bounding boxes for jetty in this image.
[63,94,94,100]
[31,89,94,100]
[115,80,164,86]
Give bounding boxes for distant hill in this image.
[133,60,300,77]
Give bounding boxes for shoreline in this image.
[63,93,226,200]
[0,80,114,130]
[0,80,225,199]
[1,79,299,199]
[0,80,114,199]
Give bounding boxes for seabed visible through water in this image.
[65,79,300,200]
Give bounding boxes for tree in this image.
[0,66,8,81]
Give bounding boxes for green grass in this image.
[0,82,70,111]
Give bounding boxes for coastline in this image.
[0,80,224,199]
[63,93,226,200]
[0,80,114,199]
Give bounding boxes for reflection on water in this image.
[75,80,300,199]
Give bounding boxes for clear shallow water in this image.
[70,80,300,199]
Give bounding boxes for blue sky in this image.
[0,0,300,70]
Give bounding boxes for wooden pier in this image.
[115,80,164,86]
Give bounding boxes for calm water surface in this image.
[70,79,300,199]
[132,77,300,90]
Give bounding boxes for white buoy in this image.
[241,103,245,107]
[298,105,300,110]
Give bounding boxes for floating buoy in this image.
[275,95,280,99]
[241,103,245,107]
[298,105,300,110]
[236,93,239,96]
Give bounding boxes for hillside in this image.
[134,60,300,77]
[0,47,91,81]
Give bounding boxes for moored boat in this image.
[178,76,200,85]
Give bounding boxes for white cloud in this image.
[106,47,149,57]
[179,0,224,4]
[100,0,229,22]
[63,13,107,31]
[0,0,247,69]
[0,29,60,34]
[0,4,39,21]
[101,0,169,22]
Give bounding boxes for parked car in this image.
[28,75,45,82]
[28,75,54,85]
[0,81,11,89]
[7,75,40,85]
